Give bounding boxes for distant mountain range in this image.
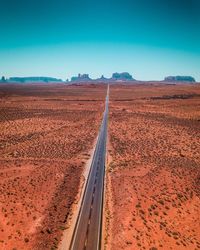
[164,76,196,82]
[69,73,197,83]
[70,72,135,82]
[0,74,197,83]
[1,76,63,83]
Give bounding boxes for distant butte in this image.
[164,76,196,82]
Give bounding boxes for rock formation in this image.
[164,76,196,82]
[71,74,91,82]
[112,72,135,81]
[8,77,63,83]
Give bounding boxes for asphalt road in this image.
[70,85,109,250]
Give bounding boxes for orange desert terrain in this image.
[0,83,106,250]
[105,83,200,250]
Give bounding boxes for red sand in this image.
[105,83,200,250]
[0,83,106,250]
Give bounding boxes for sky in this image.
[0,0,200,81]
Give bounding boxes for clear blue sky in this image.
[0,0,200,81]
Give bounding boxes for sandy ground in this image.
[0,83,106,250]
[105,83,200,250]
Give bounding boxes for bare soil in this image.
[105,83,200,250]
[0,83,106,250]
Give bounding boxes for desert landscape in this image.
[0,83,106,250]
[1,0,200,248]
[105,83,200,250]
[1,82,200,250]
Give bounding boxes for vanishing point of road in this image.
[70,85,109,250]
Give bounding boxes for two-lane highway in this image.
[70,84,109,250]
